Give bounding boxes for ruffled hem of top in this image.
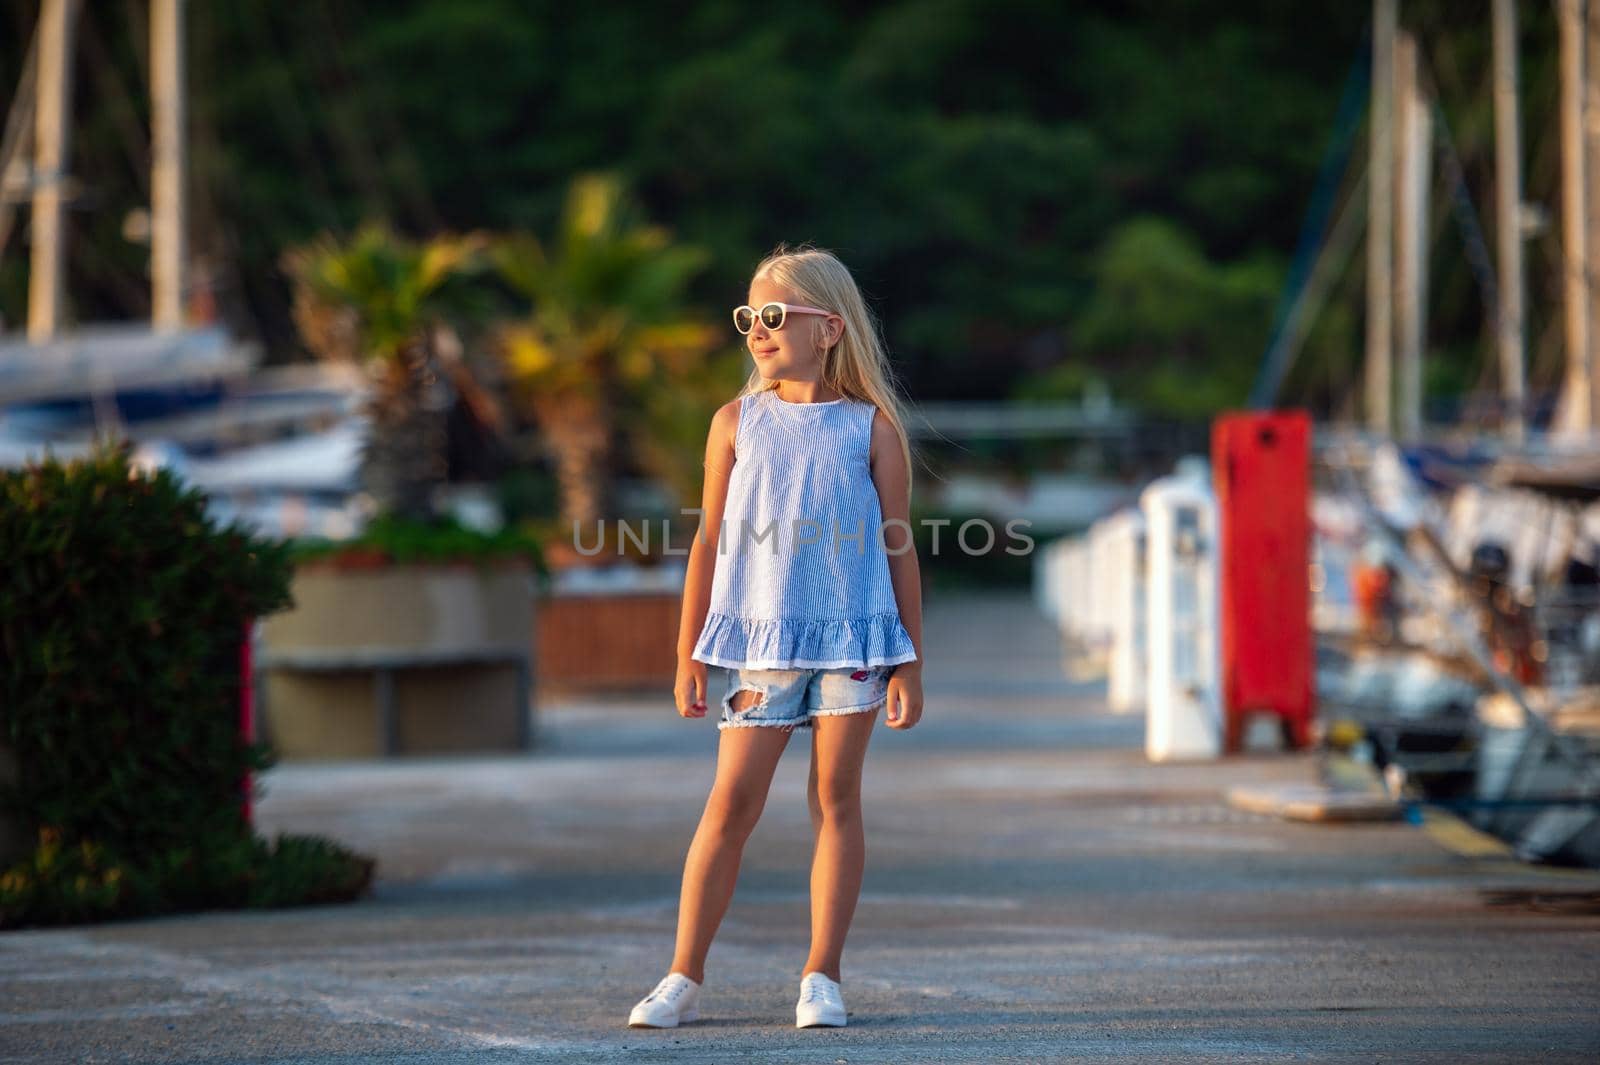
[691,610,919,671]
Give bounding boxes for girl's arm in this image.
[676,399,740,666]
[869,410,924,670]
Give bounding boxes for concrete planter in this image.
[258,561,535,758]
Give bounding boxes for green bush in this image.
[290,512,549,574]
[0,444,375,929]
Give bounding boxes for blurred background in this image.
[5,1,1585,571]
[11,29,1600,1065]
[2,1,1597,830]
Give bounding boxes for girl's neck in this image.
[772,380,842,405]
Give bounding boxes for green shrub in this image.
[291,512,549,575]
[0,443,375,929]
[0,825,375,925]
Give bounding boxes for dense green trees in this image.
[0,1,1567,418]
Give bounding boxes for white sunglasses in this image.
[733,301,836,334]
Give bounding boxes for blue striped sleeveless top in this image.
[690,388,919,671]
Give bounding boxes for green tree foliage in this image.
[1074,218,1279,417]
[281,223,484,521]
[0,0,1563,418]
[490,174,731,526]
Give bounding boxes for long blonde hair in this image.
[741,242,916,500]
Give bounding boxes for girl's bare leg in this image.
[803,706,878,982]
[669,700,792,984]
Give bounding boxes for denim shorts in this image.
[718,664,894,732]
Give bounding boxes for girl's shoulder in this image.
[851,397,886,433]
[853,397,883,418]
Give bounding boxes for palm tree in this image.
[490,173,724,536]
[282,223,484,523]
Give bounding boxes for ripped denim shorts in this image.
[718,664,895,732]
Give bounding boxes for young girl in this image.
[627,244,925,1030]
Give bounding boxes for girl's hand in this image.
[885,663,923,730]
[675,658,709,719]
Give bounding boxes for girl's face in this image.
[744,277,842,382]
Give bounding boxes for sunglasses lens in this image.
[760,304,785,330]
[734,307,755,333]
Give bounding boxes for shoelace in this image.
[801,977,840,1005]
[645,977,690,1003]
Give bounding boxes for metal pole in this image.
[1587,1,1600,429]
[1395,32,1432,441]
[1560,0,1592,432]
[1367,0,1398,437]
[26,0,80,342]
[1494,0,1528,442]
[151,0,187,331]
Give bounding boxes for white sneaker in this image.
[795,970,847,1028]
[627,972,701,1028]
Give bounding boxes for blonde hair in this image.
[740,242,916,500]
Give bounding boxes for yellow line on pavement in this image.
[1415,807,1515,858]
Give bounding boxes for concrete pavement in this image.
[3,591,1598,1063]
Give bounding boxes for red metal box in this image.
[1212,410,1315,751]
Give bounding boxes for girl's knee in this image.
[705,791,765,838]
[811,786,863,822]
